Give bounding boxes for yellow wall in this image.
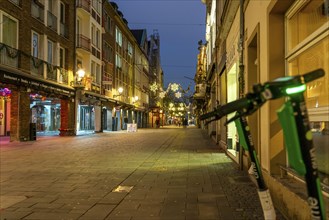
[244,0,272,172]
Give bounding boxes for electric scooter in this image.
[200,68,326,220]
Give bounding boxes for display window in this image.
[286,0,329,187]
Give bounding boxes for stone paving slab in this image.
[0,126,286,219]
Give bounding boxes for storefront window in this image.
[286,0,328,53]
[286,0,329,187]
[30,94,61,133]
[227,63,238,156]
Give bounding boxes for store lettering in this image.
[307,197,321,219]
[310,148,318,170]
[21,79,29,84]
[4,74,18,81]
[247,133,254,146]
[31,82,39,86]
[251,162,259,179]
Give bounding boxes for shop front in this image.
[30,94,61,134]
[0,69,75,141]
[225,15,240,162]
[0,87,11,137]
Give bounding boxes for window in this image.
[116,27,122,47]
[91,0,101,14]
[115,53,122,69]
[96,29,100,49]
[1,13,18,48]
[60,2,65,23]
[96,63,100,84]
[128,42,133,57]
[226,63,238,156]
[103,42,113,62]
[47,40,54,64]
[91,61,95,81]
[104,13,112,33]
[286,1,328,53]
[48,0,53,12]
[32,32,39,58]
[59,47,65,68]
[91,24,100,49]
[91,61,101,84]
[9,0,20,6]
[286,0,329,187]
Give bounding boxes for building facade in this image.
[0,0,154,141]
[148,30,164,128]
[131,29,150,128]
[199,0,329,218]
[0,0,76,141]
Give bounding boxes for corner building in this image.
[0,0,76,141]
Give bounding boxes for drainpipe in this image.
[238,0,245,170]
[73,3,78,136]
[238,0,245,99]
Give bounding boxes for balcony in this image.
[0,43,18,68]
[31,1,44,22]
[76,34,90,52]
[47,11,57,32]
[76,0,90,13]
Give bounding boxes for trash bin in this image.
[30,123,36,141]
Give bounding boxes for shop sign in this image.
[127,123,137,132]
[102,80,112,85]
[0,71,74,96]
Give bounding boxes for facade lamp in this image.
[133,96,139,103]
[73,66,85,88]
[114,87,123,98]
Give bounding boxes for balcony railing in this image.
[76,0,90,13]
[9,0,21,6]
[31,1,44,22]
[31,57,44,78]
[104,62,114,75]
[46,63,57,82]
[47,11,57,32]
[91,46,100,59]
[76,34,91,52]
[59,68,68,84]
[0,43,19,68]
[60,22,68,38]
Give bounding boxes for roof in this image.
[131,29,147,47]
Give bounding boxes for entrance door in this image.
[80,106,94,130]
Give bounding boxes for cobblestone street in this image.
[0,126,285,220]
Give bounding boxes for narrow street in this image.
[0,126,284,220]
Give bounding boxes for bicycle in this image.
[200,68,326,220]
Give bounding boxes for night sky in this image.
[112,0,206,92]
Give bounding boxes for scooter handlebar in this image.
[200,97,250,120]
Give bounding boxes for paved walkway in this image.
[0,126,285,220]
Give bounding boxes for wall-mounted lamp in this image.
[132,95,139,104]
[73,65,86,88]
[113,87,124,98]
[77,68,85,81]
